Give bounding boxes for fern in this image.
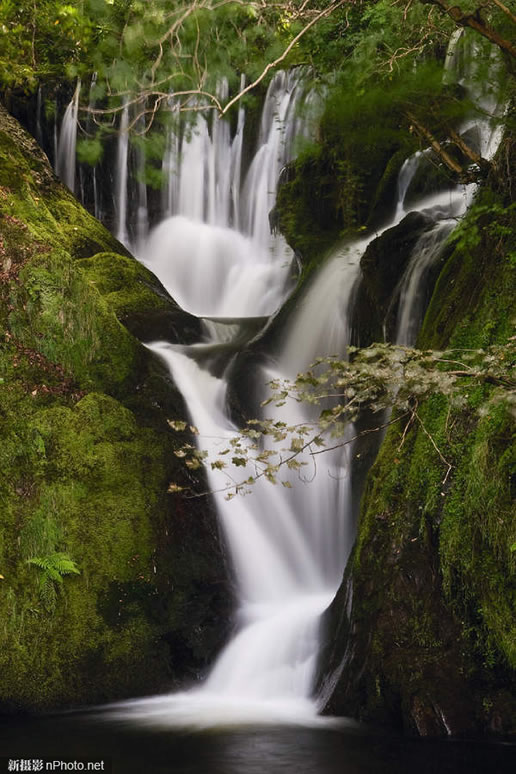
[27,553,80,612]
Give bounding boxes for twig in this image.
[414,409,453,484]
[221,0,347,116]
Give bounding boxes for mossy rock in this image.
[0,104,231,711]
[318,176,516,736]
[77,252,202,344]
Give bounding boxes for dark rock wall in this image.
[317,141,516,736]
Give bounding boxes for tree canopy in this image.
[1,1,514,117]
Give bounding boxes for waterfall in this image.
[89,35,502,731]
[394,30,504,345]
[140,74,318,318]
[230,75,246,231]
[107,73,463,731]
[161,99,180,219]
[56,81,80,193]
[103,74,343,729]
[115,101,130,246]
[88,74,102,222]
[241,70,308,251]
[134,116,149,254]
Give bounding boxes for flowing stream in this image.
[51,32,504,731]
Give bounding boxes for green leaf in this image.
[76,138,103,165]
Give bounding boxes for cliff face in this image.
[317,143,516,736]
[0,106,231,712]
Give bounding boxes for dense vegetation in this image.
[0,0,514,733]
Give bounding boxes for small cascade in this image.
[55,81,80,193]
[241,70,308,250]
[177,113,212,222]
[143,217,291,317]
[230,75,246,231]
[88,74,102,222]
[115,101,130,246]
[394,30,505,345]
[395,151,425,219]
[134,116,149,254]
[160,78,244,227]
[161,78,246,229]
[161,100,180,219]
[54,71,318,258]
[142,73,318,317]
[395,220,455,345]
[208,79,231,226]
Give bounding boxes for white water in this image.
[115,101,130,246]
[49,35,503,731]
[108,94,459,734]
[56,80,80,193]
[106,74,345,729]
[141,72,319,317]
[394,30,505,345]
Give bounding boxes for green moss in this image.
[0,105,230,710]
[77,251,171,321]
[439,402,515,666]
[6,247,139,393]
[421,196,516,350]
[274,93,418,268]
[0,384,175,708]
[326,176,516,734]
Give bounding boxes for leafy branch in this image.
[81,0,352,134]
[167,342,515,499]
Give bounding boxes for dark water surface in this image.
[0,712,515,774]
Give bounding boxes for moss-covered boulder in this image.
[0,105,230,711]
[318,171,516,736]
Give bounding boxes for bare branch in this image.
[420,0,516,59]
[490,0,516,26]
[221,0,347,116]
[414,408,453,483]
[406,110,464,175]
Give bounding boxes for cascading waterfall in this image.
[55,80,80,193]
[103,73,345,729]
[394,29,504,346]
[140,72,316,318]
[103,85,471,734]
[134,116,149,254]
[88,74,102,223]
[49,32,503,730]
[115,100,130,247]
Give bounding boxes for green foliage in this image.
[0,0,94,90]
[169,342,515,499]
[76,137,103,165]
[27,552,80,611]
[447,202,516,254]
